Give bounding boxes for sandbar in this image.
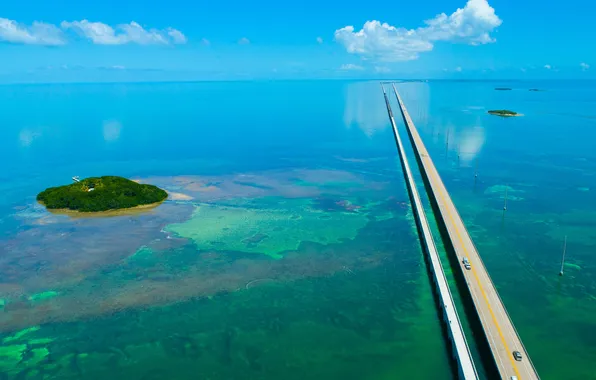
[168,192,194,201]
[40,201,165,218]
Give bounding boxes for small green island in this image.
[487,109,521,117]
[37,176,168,213]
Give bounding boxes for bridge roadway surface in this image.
[392,84,540,380]
[382,85,478,380]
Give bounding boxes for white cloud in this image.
[0,17,65,45]
[167,28,187,44]
[580,62,590,71]
[420,0,501,44]
[340,63,365,70]
[334,0,501,62]
[316,36,323,44]
[1,17,187,46]
[455,66,462,72]
[375,66,391,73]
[200,38,210,46]
[238,37,250,45]
[61,20,186,45]
[40,64,84,71]
[335,21,433,61]
[544,64,551,70]
[96,65,127,71]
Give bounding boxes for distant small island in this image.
[494,87,512,91]
[488,109,521,117]
[37,176,168,213]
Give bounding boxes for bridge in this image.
[386,83,540,380]
[382,85,478,380]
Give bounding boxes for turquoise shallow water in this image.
[0,80,595,379]
[0,81,451,379]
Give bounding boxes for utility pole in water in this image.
[503,186,508,211]
[457,145,460,166]
[559,235,568,276]
[474,159,478,179]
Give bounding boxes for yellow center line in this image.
[407,118,523,379]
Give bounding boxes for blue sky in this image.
[1,0,594,82]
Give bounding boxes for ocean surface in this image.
[0,80,595,379]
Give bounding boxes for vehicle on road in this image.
[462,257,471,270]
[513,351,522,361]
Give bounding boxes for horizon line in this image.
[1,78,595,87]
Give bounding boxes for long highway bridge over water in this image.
[383,83,540,380]
[382,85,478,380]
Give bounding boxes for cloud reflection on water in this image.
[343,80,485,167]
[457,124,485,165]
[396,82,485,165]
[18,129,42,147]
[103,120,122,142]
[394,82,431,130]
[343,82,388,137]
